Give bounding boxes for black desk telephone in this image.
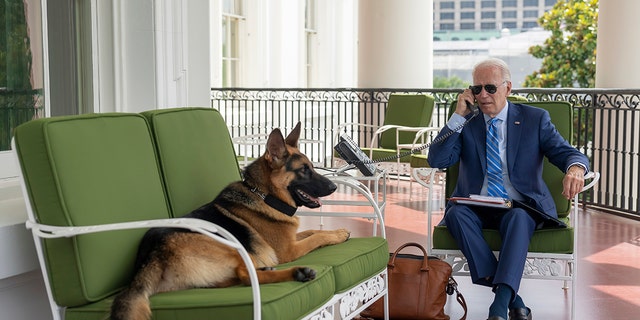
[334,101,479,176]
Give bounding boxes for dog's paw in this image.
[336,228,351,242]
[293,267,316,282]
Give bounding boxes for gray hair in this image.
[472,58,511,82]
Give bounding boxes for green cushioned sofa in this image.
[13,107,389,320]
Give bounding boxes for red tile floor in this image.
[299,177,640,320]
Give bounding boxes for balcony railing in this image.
[0,88,44,151]
[211,88,640,218]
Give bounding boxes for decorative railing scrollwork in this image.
[212,87,640,216]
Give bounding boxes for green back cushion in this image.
[14,114,171,307]
[527,101,573,217]
[379,94,435,149]
[142,108,242,217]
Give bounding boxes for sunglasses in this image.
[469,81,507,95]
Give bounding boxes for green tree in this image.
[433,75,469,88]
[524,0,598,88]
[0,0,37,151]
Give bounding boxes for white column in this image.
[595,0,640,87]
[358,0,433,88]
[594,0,640,209]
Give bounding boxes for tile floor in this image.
[299,176,640,320]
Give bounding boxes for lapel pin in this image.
[514,121,521,125]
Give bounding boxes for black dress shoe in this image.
[508,307,532,320]
[487,316,506,320]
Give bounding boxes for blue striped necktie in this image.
[486,118,509,199]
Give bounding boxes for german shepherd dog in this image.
[111,122,350,320]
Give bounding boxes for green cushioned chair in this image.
[333,93,436,177]
[426,101,599,320]
[14,108,390,320]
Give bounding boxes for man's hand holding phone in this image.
[455,88,479,116]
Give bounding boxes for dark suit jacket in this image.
[427,102,590,217]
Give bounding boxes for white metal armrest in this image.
[369,125,439,156]
[581,171,600,193]
[396,126,441,153]
[297,173,387,238]
[25,217,262,319]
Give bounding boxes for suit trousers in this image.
[443,203,536,294]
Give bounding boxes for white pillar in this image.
[358,0,433,88]
[594,0,640,209]
[595,0,640,87]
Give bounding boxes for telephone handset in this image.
[334,98,481,176]
[466,101,480,115]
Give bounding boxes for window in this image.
[0,0,45,177]
[222,0,244,87]
[460,23,475,30]
[481,22,497,29]
[305,0,316,87]
[461,1,475,9]
[440,23,455,30]
[545,0,558,6]
[1,0,99,178]
[482,11,496,19]
[502,0,517,7]
[502,22,517,29]
[460,12,475,20]
[502,11,517,18]
[481,1,496,8]
[523,10,539,18]
[440,12,454,20]
[440,2,455,9]
[524,0,539,6]
[523,21,539,29]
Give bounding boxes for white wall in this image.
[96,0,211,113]
[210,0,359,88]
[314,0,358,87]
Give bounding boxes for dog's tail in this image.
[110,260,163,320]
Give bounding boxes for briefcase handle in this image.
[389,242,429,271]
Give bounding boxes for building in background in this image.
[433,0,557,33]
[432,0,558,86]
[433,28,550,86]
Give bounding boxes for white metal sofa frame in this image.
[13,138,390,320]
[12,128,389,320]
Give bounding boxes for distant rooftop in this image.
[434,28,537,41]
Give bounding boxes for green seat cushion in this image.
[281,237,389,292]
[410,154,430,168]
[433,224,574,254]
[14,113,171,307]
[65,264,335,320]
[142,108,242,217]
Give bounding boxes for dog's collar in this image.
[243,181,297,217]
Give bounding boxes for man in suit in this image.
[427,58,589,320]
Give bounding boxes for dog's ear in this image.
[265,128,287,166]
[285,122,301,148]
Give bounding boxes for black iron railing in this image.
[211,88,640,218]
[0,88,44,151]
